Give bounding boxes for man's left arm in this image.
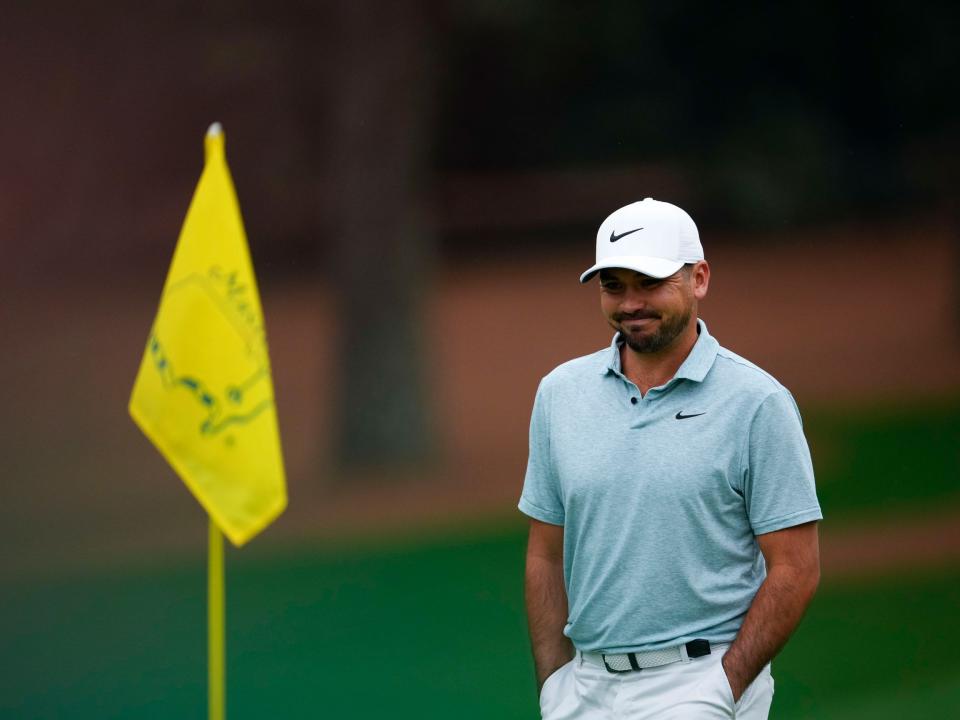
[721,520,821,701]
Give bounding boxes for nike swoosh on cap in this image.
[609,227,643,243]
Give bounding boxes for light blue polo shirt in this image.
[519,320,822,654]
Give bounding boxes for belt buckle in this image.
[685,639,711,659]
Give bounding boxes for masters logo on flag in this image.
[129,124,287,546]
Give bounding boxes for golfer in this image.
[520,198,822,719]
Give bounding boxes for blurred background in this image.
[2,1,958,717]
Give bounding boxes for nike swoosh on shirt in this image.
[675,411,706,420]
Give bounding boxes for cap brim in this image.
[579,256,685,283]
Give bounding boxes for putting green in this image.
[2,526,957,718]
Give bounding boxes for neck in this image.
[620,318,699,395]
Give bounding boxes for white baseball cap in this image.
[579,198,704,283]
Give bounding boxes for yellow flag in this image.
[130,124,287,546]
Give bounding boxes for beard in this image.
[612,305,693,354]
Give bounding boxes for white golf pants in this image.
[539,647,774,719]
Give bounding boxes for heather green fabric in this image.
[519,320,822,653]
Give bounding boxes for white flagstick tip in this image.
[206,122,224,137]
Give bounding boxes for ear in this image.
[691,260,710,300]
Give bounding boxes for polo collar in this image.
[600,319,719,383]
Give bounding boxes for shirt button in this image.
[630,397,638,405]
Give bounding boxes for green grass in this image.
[2,526,958,719]
[805,401,959,521]
[1,399,956,716]
[773,569,960,718]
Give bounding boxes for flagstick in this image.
[208,519,225,720]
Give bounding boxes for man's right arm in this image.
[525,518,574,693]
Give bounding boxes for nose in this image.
[619,285,650,312]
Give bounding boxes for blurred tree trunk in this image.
[326,0,438,469]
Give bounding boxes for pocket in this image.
[718,660,765,714]
[539,659,573,710]
[716,661,738,710]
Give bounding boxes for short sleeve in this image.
[518,381,565,525]
[742,390,823,535]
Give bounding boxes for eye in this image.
[641,279,664,290]
[601,282,624,292]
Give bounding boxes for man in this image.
[519,198,822,719]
